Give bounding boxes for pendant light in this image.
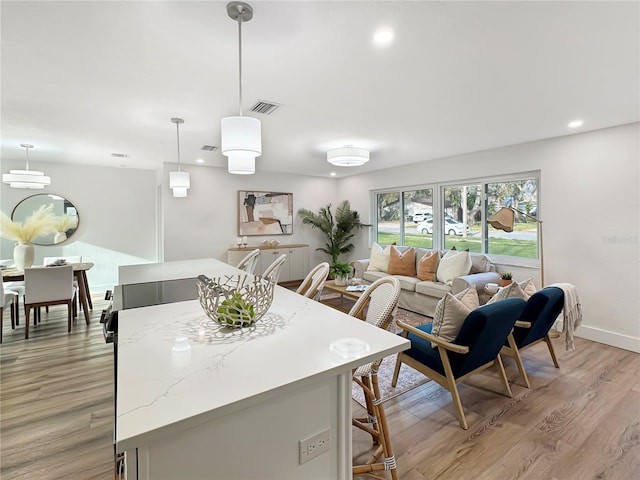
[2,144,51,189]
[221,1,262,175]
[169,118,190,198]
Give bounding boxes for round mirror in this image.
[11,194,80,245]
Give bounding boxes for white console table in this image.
[116,258,409,479]
[227,244,308,283]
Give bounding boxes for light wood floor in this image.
[2,298,639,480]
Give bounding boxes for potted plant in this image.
[298,200,369,279]
[330,262,352,286]
[500,272,513,287]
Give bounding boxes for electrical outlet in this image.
[299,428,331,464]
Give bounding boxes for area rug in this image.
[351,308,432,407]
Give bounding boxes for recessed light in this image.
[330,172,337,177]
[373,28,394,47]
[196,158,205,164]
[568,120,583,128]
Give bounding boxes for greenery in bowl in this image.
[500,272,513,280]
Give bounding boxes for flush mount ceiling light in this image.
[221,1,262,175]
[2,144,51,189]
[568,119,584,128]
[373,27,394,47]
[169,118,190,198]
[327,146,370,167]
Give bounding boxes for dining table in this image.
[2,262,94,323]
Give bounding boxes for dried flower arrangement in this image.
[0,204,57,243]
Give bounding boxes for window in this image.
[372,173,539,262]
[486,178,539,259]
[442,184,481,252]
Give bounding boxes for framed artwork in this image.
[238,191,293,236]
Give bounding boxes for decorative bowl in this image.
[196,274,275,329]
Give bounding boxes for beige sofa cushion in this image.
[436,250,472,285]
[387,245,416,276]
[363,270,388,283]
[417,250,439,281]
[393,275,420,292]
[415,280,451,299]
[470,253,491,274]
[368,243,391,272]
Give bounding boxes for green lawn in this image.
[376,232,537,258]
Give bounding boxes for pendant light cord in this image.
[24,145,31,170]
[238,18,243,117]
[175,121,181,172]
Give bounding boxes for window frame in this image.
[371,171,541,267]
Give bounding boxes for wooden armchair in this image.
[501,287,565,386]
[392,297,527,430]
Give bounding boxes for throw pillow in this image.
[436,250,472,285]
[470,254,491,274]
[519,278,537,297]
[431,287,479,347]
[417,250,439,281]
[487,277,539,304]
[387,246,416,276]
[368,243,391,272]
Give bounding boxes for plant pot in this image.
[14,242,35,272]
[334,275,348,286]
[500,279,513,287]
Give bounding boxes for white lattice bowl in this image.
[196,274,275,329]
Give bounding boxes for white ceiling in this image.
[1,1,638,178]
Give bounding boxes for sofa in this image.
[352,245,500,318]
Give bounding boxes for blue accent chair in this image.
[501,287,565,386]
[391,297,527,430]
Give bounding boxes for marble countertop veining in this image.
[115,259,409,450]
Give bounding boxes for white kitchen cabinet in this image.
[228,244,308,283]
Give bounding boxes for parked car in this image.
[412,212,432,223]
[417,218,470,236]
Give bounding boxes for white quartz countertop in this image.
[115,259,409,450]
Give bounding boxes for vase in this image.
[334,275,348,286]
[14,242,35,271]
[54,231,67,243]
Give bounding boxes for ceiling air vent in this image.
[249,100,281,115]
[111,152,130,158]
[201,145,218,152]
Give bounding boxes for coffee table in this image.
[321,280,367,312]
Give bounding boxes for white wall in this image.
[161,163,340,268]
[1,161,158,292]
[338,123,640,352]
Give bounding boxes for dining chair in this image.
[349,276,401,480]
[43,255,83,313]
[1,282,19,343]
[501,287,565,386]
[235,249,260,275]
[262,253,287,284]
[23,265,78,339]
[392,297,526,430]
[295,262,330,301]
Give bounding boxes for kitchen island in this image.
[115,259,409,479]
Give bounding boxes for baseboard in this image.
[575,325,640,353]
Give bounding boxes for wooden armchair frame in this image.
[392,298,526,430]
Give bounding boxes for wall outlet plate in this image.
[299,428,331,464]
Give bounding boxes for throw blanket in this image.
[549,283,582,351]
